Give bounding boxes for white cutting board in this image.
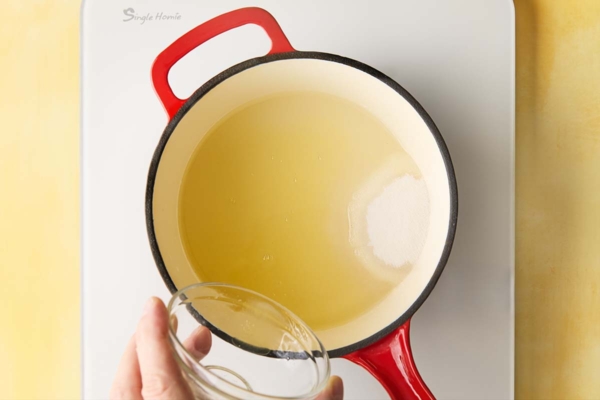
[81,0,514,398]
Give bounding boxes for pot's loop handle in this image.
[152,7,295,119]
[344,319,435,400]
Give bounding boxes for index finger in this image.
[315,376,344,400]
[182,325,212,361]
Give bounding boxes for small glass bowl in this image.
[167,283,330,399]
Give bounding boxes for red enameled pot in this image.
[146,7,458,399]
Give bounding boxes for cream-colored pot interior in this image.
[152,58,452,351]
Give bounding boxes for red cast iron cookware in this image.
[147,7,458,400]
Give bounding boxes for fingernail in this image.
[143,297,158,316]
[192,326,212,354]
[331,376,344,400]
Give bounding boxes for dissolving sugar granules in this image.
[366,174,430,268]
[349,167,430,279]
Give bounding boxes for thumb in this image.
[136,297,193,400]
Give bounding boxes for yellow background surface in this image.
[1,1,599,399]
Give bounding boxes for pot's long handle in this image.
[152,7,295,119]
[344,319,435,400]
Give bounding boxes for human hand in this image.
[110,297,344,400]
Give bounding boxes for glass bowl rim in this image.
[167,282,331,400]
